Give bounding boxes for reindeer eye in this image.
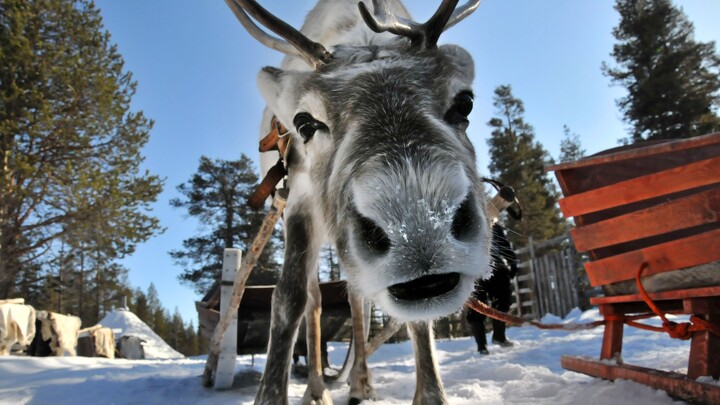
[293,112,328,143]
[444,90,473,127]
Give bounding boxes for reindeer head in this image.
[228,0,490,321]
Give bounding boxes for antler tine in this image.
[358,0,424,45]
[444,0,482,31]
[423,0,460,48]
[225,0,302,60]
[359,0,478,49]
[226,0,332,68]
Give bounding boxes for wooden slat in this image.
[559,156,720,217]
[547,132,720,172]
[584,228,720,286]
[571,187,720,252]
[591,286,720,306]
[562,356,720,405]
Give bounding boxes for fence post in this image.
[213,248,241,390]
[566,241,581,309]
[528,236,540,319]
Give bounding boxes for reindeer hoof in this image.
[302,388,333,405]
[348,385,376,405]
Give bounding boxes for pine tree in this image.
[145,283,161,330]
[153,307,170,343]
[170,155,282,295]
[603,0,720,142]
[559,125,586,163]
[319,245,341,282]
[183,321,200,356]
[0,0,163,298]
[130,288,149,326]
[486,85,565,246]
[169,308,186,353]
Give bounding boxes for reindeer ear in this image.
[257,67,310,127]
[439,45,474,84]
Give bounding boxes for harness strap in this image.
[248,116,291,210]
[259,116,290,156]
[248,160,287,210]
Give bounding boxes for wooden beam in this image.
[584,228,720,286]
[571,187,720,252]
[688,312,720,380]
[591,286,720,306]
[562,356,720,405]
[546,132,720,172]
[558,156,720,217]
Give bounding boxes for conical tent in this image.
[99,308,183,360]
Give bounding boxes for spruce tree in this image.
[486,85,565,246]
[603,0,720,142]
[170,155,282,295]
[0,0,163,298]
[130,288,149,324]
[559,125,586,163]
[183,321,200,356]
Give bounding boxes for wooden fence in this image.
[510,234,587,319]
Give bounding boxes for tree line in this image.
[1,0,718,352]
[126,283,205,356]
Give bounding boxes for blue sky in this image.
[92,1,720,323]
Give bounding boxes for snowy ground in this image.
[0,308,707,405]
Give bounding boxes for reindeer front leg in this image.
[348,292,375,405]
[255,211,319,405]
[407,321,448,405]
[303,274,333,405]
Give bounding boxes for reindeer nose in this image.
[451,196,479,241]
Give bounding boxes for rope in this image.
[466,298,605,331]
[635,263,720,340]
[466,263,720,339]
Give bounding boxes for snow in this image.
[98,308,183,360]
[0,308,712,404]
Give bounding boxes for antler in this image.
[225,0,332,69]
[358,0,482,49]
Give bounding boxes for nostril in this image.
[451,196,478,241]
[357,214,391,254]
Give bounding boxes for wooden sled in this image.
[547,132,720,405]
[197,279,351,358]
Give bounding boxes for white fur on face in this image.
[347,156,489,322]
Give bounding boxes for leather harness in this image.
[248,116,291,210]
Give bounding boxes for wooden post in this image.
[213,249,241,390]
[528,236,541,319]
[512,276,522,317]
[202,189,288,388]
[599,305,624,360]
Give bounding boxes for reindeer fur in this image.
[234,1,491,404]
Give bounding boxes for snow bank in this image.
[99,308,183,360]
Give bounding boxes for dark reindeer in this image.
[225,1,489,404]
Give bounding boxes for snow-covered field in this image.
[0,308,705,404]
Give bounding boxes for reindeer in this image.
[225,1,490,404]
